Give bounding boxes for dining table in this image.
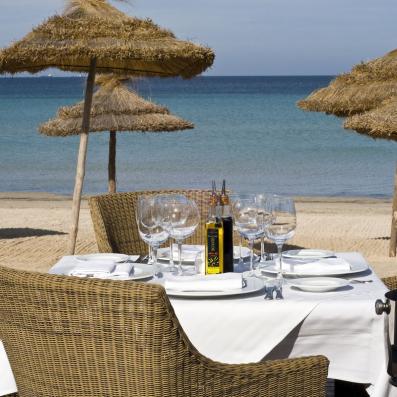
[0,251,394,397]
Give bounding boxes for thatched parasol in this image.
[0,0,214,254]
[298,79,397,117]
[297,49,397,256]
[39,76,194,193]
[344,98,397,141]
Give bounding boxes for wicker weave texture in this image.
[89,190,214,255]
[382,276,397,291]
[0,266,329,397]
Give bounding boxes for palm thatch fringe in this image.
[58,76,169,118]
[40,113,194,136]
[297,80,397,116]
[0,0,214,78]
[344,99,397,141]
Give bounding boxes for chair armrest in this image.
[382,276,397,291]
[194,355,329,397]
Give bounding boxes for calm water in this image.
[0,76,395,197]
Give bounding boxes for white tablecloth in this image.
[0,252,394,396]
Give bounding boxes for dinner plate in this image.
[282,249,335,259]
[158,245,250,263]
[288,277,349,292]
[55,263,154,281]
[165,276,264,298]
[75,253,129,263]
[261,259,368,277]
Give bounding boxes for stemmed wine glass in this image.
[233,197,265,274]
[266,195,296,283]
[136,196,170,274]
[230,193,255,269]
[255,194,273,266]
[156,194,200,275]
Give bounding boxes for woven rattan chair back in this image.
[89,190,212,255]
[0,266,329,397]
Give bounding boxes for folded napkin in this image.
[164,273,243,292]
[69,261,116,277]
[69,261,135,278]
[280,257,351,274]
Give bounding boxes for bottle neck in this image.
[220,204,232,218]
[208,205,223,222]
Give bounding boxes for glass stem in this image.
[152,245,159,276]
[178,240,183,275]
[276,243,283,280]
[148,245,153,264]
[169,239,174,268]
[249,239,255,273]
[260,237,265,262]
[239,236,244,264]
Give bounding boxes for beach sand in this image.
[0,192,396,278]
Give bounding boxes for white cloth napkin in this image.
[280,257,351,274]
[69,262,135,278]
[69,261,115,277]
[164,273,243,291]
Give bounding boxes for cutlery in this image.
[349,279,373,284]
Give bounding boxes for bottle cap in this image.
[209,180,218,206]
[220,179,230,205]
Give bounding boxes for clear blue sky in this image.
[1,0,396,76]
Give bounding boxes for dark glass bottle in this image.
[220,180,234,272]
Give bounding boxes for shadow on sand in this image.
[0,228,67,239]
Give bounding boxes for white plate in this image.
[288,277,349,292]
[75,253,129,263]
[261,259,368,277]
[283,249,335,259]
[165,276,264,298]
[158,245,250,263]
[55,263,154,281]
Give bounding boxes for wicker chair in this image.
[89,190,213,255]
[382,275,397,290]
[0,266,329,397]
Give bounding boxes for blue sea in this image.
[0,76,395,198]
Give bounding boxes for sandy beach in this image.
[0,192,395,278]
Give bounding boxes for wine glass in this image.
[136,196,170,274]
[230,193,255,269]
[233,197,265,274]
[156,194,200,275]
[266,195,296,283]
[255,194,273,266]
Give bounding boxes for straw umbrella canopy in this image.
[298,49,397,116]
[297,49,397,256]
[0,0,214,254]
[344,98,397,141]
[39,76,194,193]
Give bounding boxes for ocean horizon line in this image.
[0,74,337,79]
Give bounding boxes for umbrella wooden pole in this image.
[68,58,97,255]
[108,131,116,193]
[390,164,397,257]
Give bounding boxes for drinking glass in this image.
[156,194,200,275]
[230,193,255,269]
[233,197,265,274]
[136,196,169,273]
[266,195,296,282]
[255,194,273,266]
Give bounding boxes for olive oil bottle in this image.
[205,181,224,274]
[220,180,234,272]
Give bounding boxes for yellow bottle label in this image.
[205,222,224,274]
